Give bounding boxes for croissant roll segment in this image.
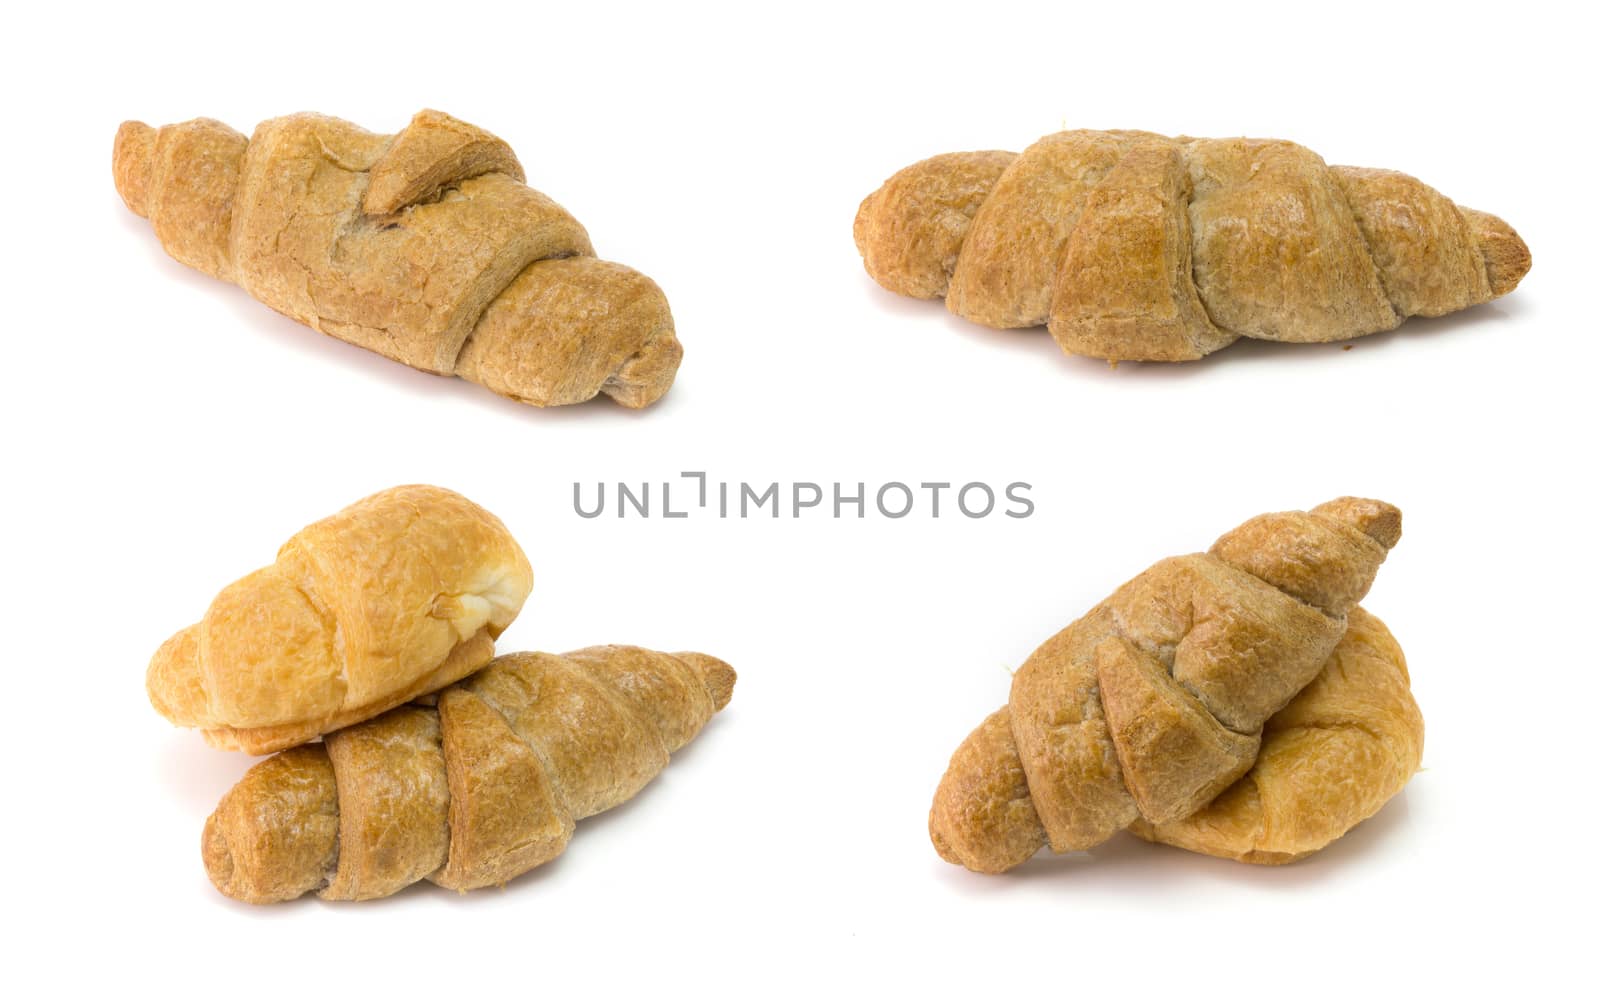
[146,484,534,754]
[202,646,737,903]
[1130,606,1424,864]
[929,497,1404,874]
[856,131,1530,361]
[113,109,681,408]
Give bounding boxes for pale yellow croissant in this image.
[147,485,533,755]
[856,131,1530,361]
[114,109,681,408]
[203,646,736,903]
[930,497,1400,873]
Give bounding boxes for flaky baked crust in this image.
[202,646,735,903]
[113,109,681,408]
[1129,607,1423,863]
[147,485,533,754]
[929,497,1400,873]
[856,131,1530,361]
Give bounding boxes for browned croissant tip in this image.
[202,807,302,905]
[679,652,736,711]
[1312,497,1402,550]
[602,325,684,410]
[926,800,1028,875]
[112,120,156,218]
[928,814,959,865]
[201,812,248,902]
[1463,208,1532,298]
[852,189,880,257]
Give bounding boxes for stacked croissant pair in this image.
[148,485,735,903]
[930,497,1424,871]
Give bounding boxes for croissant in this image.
[203,646,735,903]
[113,109,681,408]
[855,131,1530,361]
[929,497,1400,873]
[146,485,533,755]
[1131,606,1423,863]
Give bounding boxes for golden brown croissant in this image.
[147,485,532,755]
[113,109,681,408]
[855,131,1530,361]
[929,497,1400,873]
[1131,606,1423,863]
[203,646,736,903]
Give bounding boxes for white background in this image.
[4,0,1593,984]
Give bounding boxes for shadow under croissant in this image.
[198,709,739,911]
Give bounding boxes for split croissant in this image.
[203,646,736,903]
[1131,606,1423,863]
[930,497,1401,873]
[147,485,532,755]
[113,109,681,408]
[855,131,1531,361]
